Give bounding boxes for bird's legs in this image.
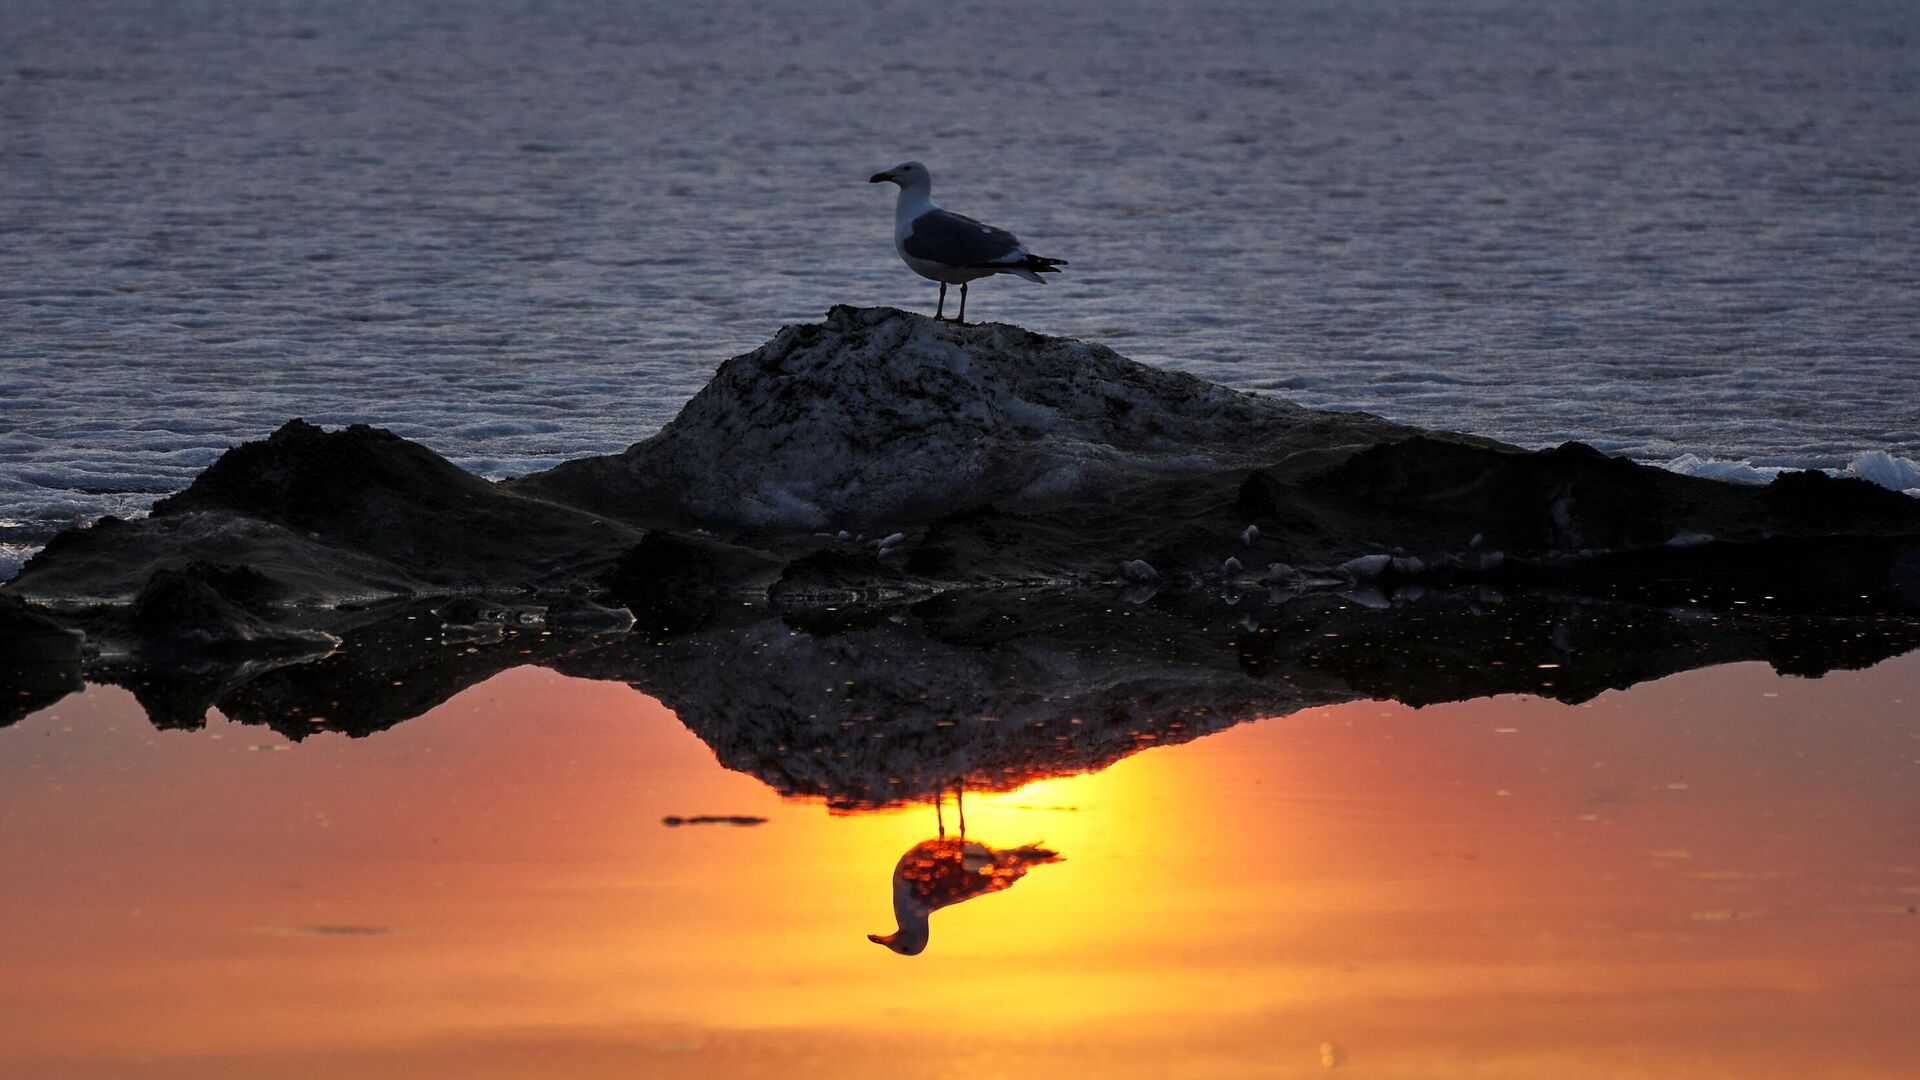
[932,784,967,837]
[958,283,968,324]
[935,282,947,321]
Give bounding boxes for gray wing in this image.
[901,209,1024,267]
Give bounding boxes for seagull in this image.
[868,160,1066,322]
[867,836,1063,956]
[866,787,1062,956]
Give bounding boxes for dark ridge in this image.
[1,307,1916,661]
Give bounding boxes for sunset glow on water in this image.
[4,655,1916,1079]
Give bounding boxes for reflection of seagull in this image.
[868,160,1066,323]
[868,836,1063,956]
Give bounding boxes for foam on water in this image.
[3,0,1917,575]
[1665,449,1920,495]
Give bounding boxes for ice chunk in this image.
[1848,450,1920,494]
[1662,453,1784,485]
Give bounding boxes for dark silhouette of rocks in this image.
[2,306,1917,661]
[7,586,1918,806]
[601,530,784,630]
[130,562,338,656]
[0,594,83,728]
[513,305,1423,529]
[11,419,641,608]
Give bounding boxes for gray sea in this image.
[5,0,1918,576]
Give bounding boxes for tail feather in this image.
[973,253,1068,277]
[1007,844,1063,865]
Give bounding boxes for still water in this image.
[4,653,1916,1079]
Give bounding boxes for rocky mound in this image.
[514,305,1424,529]
[4,306,1919,658]
[10,420,644,607]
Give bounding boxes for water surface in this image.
[5,0,1918,570]
[5,654,1916,1078]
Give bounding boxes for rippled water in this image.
[4,0,1918,567]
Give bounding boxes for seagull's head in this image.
[868,160,928,188]
[867,929,928,956]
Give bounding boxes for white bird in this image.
[868,160,1066,322]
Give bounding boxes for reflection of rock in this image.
[0,595,84,728]
[598,590,1920,807]
[88,602,601,739]
[1228,589,1920,705]
[6,307,1918,656]
[604,609,1318,808]
[14,588,1920,804]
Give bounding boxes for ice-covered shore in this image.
[4,306,1920,656]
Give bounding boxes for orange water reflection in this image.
[2,656,1917,1078]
